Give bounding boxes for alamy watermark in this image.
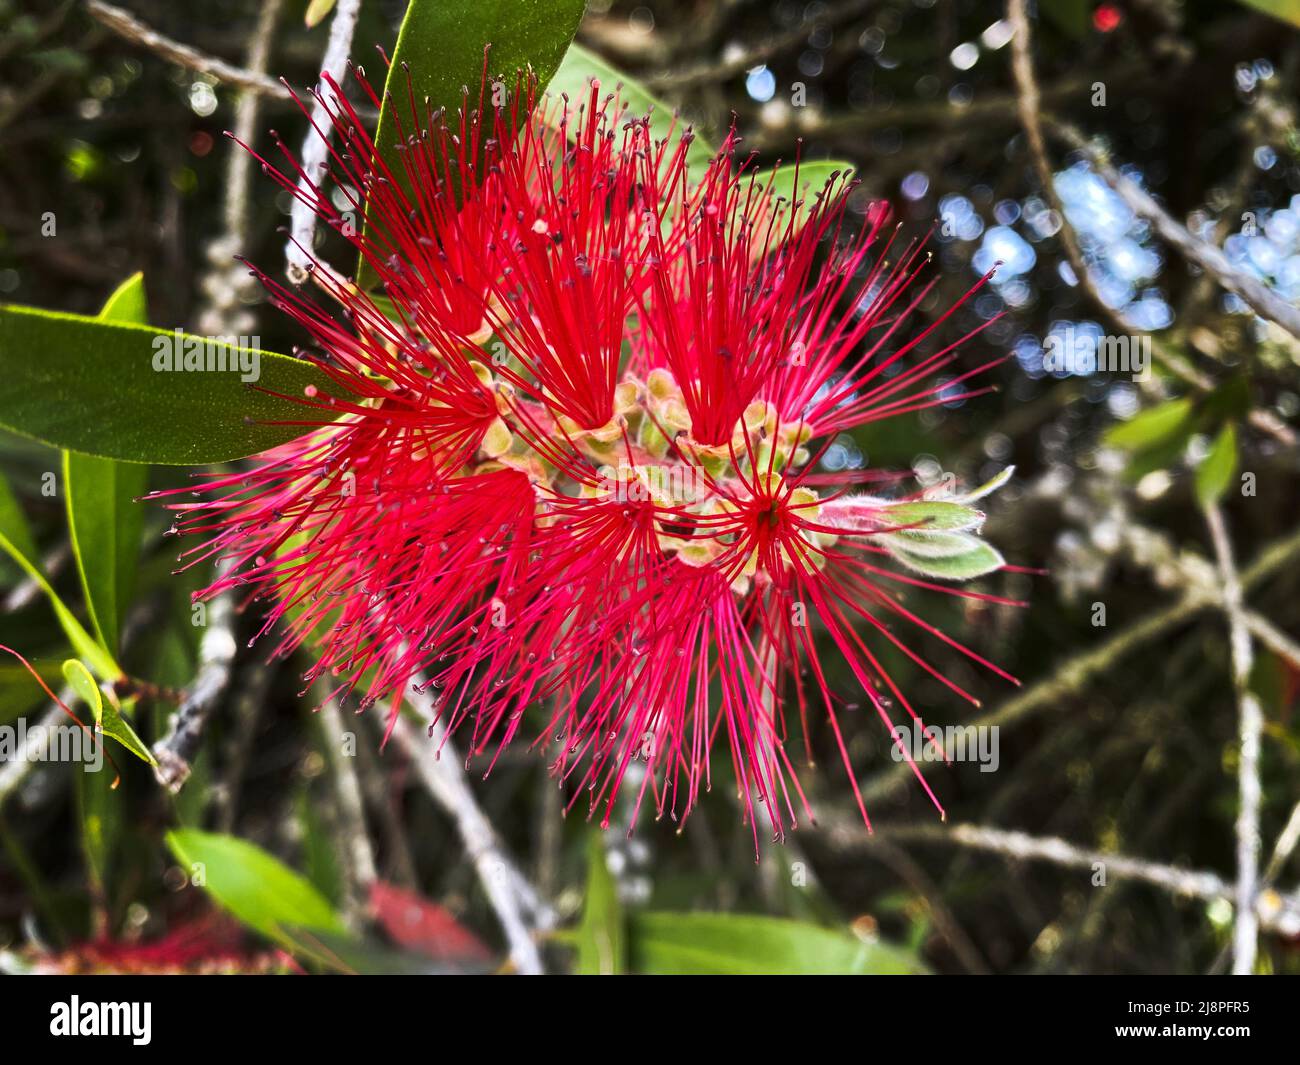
[151,328,261,382]
[890,719,1000,773]
[1042,326,1150,382]
[0,718,104,772]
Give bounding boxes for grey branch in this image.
[1049,121,1300,342]
[86,0,290,99]
[858,525,1300,805]
[285,0,363,284]
[318,695,378,928]
[390,671,555,975]
[152,591,237,791]
[829,822,1300,939]
[1205,503,1263,975]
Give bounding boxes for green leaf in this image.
[0,476,119,681]
[1235,0,1300,29]
[0,304,342,464]
[63,273,151,653]
[576,831,626,975]
[1196,423,1238,508]
[304,0,337,28]
[77,746,122,898]
[548,43,716,177]
[627,912,925,975]
[166,829,345,944]
[98,270,148,323]
[881,501,984,533]
[751,159,855,239]
[886,538,1005,580]
[886,529,988,559]
[62,658,154,765]
[951,464,1015,503]
[0,467,39,566]
[1103,397,1193,452]
[359,0,588,288]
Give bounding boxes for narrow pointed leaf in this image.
[1196,423,1238,508]
[1103,398,1193,452]
[63,273,150,653]
[576,831,626,975]
[0,305,341,464]
[0,474,119,680]
[887,538,1005,580]
[62,658,154,765]
[627,912,925,975]
[166,829,345,943]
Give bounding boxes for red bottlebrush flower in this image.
[160,60,1020,846]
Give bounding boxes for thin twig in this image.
[390,668,555,974]
[285,0,363,284]
[826,822,1300,938]
[858,525,1300,805]
[1205,503,1263,975]
[86,0,290,99]
[318,694,377,928]
[1244,610,1300,672]
[1049,119,1300,342]
[1006,1,1294,446]
[224,0,283,241]
[152,591,237,791]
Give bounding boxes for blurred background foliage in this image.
[1,0,1299,974]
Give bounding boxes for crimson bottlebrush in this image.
[161,62,1019,845]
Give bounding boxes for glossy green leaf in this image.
[0,305,342,464]
[63,274,150,653]
[166,829,345,943]
[548,43,716,177]
[1196,422,1238,508]
[98,270,148,323]
[62,658,154,765]
[0,475,119,681]
[627,912,925,975]
[886,538,1005,580]
[1103,397,1193,452]
[576,831,626,975]
[359,0,587,288]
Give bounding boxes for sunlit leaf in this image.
[547,42,715,177]
[1103,398,1193,452]
[64,273,150,653]
[1196,422,1238,508]
[576,831,626,975]
[62,658,154,765]
[886,538,1005,580]
[166,829,344,944]
[0,305,341,464]
[627,912,925,975]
